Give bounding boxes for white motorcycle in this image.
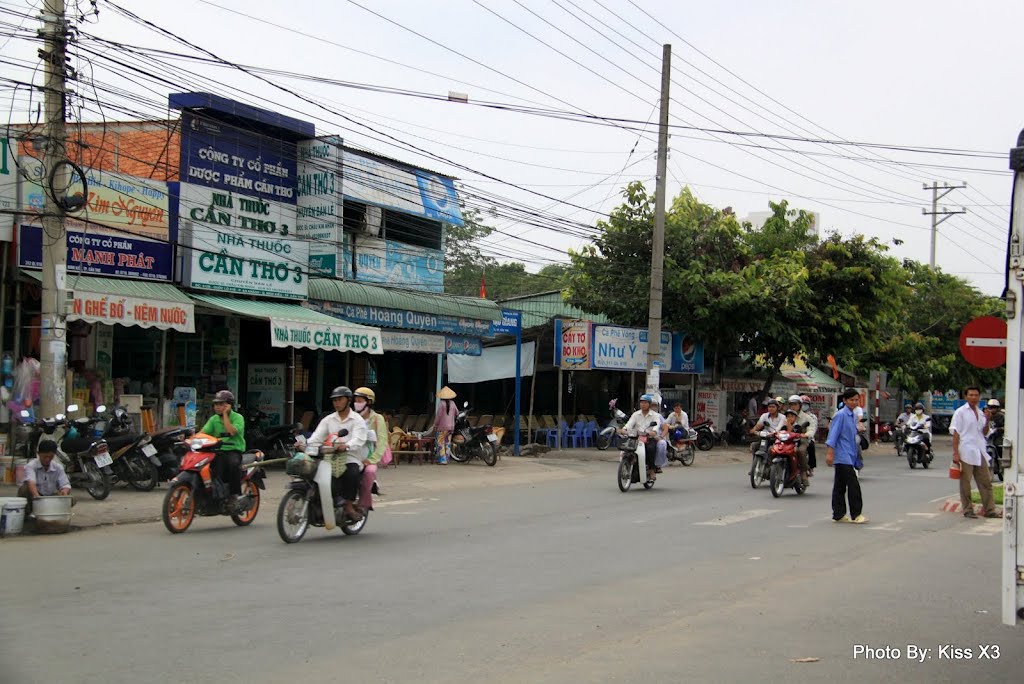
[597,399,627,451]
[616,420,660,492]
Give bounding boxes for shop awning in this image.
[308,278,501,323]
[779,365,844,391]
[189,293,383,354]
[24,271,195,333]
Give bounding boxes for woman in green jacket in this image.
[353,387,387,510]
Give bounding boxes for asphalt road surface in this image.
[3,445,1021,683]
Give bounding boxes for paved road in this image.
[2,446,1021,683]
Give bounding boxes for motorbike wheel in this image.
[681,445,695,467]
[82,461,111,500]
[750,455,764,489]
[769,463,784,498]
[696,432,714,451]
[127,455,159,492]
[341,509,368,535]
[596,432,613,451]
[276,489,310,543]
[617,456,633,492]
[921,455,930,469]
[643,479,655,490]
[162,483,195,533]
[230,481,260,526]
[449,444,468,463]
[479,442,498,467]
[908,452,916,469]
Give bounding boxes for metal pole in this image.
[527,334,539,444]
[286,347,295,424]
[645,43,672,394]
[513,315,522,456]
[38,0,68,420]
[158,329,167,422]
[314,349,324,414]
[557,365,563,451]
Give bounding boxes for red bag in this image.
[949,461,961,480]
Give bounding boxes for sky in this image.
[2,0,1021,295]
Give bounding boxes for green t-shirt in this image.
[200,409,246,452]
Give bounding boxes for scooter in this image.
[690,420,717,451]
[903,427,933,469]
[878,421,895,443]
[56,405,115,500]
[161,433,265,533]
[147,425,195,482]
[616,420,660,492]
[276,429,377,543]
[596,399,627,451]
[449,403,498,466]
[96,406,159,491]
[749,429,775,489]
[987,432,1005,482]
[768,429,807,497]
[666,427,696,466]
[244,408,304,461]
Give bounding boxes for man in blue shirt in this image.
[826,388,868,524]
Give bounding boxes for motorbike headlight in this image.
[139,435,152,446]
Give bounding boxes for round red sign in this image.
[959,316,1007,369]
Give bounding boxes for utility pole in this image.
[922,181,967,269]
[39,0,69,419]
[645,43,671,395]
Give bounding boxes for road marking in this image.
[375,497,439,509]
[907,512,940,518]
[693,509,780,526]
[867,523,902,531]
[959,520,1002,536]
[787,524,810,528]
[930,495,955,503]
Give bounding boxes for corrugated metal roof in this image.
[309,278,500,322]
[25,271,193,304]
[189,292,375,328]
[498,290,611,327]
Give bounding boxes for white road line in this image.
[959,521,1002,536]
[787,524,810,528]
[693,509,781,526]
[867,524,902,532]
[375,497,439,509]
[930,495,955,503]
[907,512,940,518]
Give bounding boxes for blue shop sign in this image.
[179,111,298,205]
[310,300,493,337]
[18,224,173,281]
[493,309,522,335]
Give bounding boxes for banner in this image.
[670,332,705,374]
[19,225,173,281]
[68,290,195,333]
[693,389,723,427]
[0,137,14,241]
[297,136,345,277]
[554,319,591,370]
[342,148,463,225]
[447,342,536,384]
[354,235,443,293]
[380,330,483,356]
[246,364,286,426]
[310,300,493,337]
[269,318,383,354]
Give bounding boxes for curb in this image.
[939,497,1004,516]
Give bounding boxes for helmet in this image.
[904,403,913,410]
[800,395,811,403]
[766,399,780,407]
[914,402,925,411]
[213,390,234,405]
[353,387,375,404]
[639,393,654,403]
[788,394,802,404]
[671,428,685,442]
[330,386,353,400]
[784,408,798,417]
[986,399,1001,408]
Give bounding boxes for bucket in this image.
[13,458,27,486]
[0,497,28,536]
[32,496,73,534]
[0,456,12,484]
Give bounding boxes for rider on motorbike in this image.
[749,398,786,456]
[894,403,913,450]
[353,387,387,509]
[787,395,814,485]
[984,398,1004,459]
[199,390,245,506]
[306,386,368,523]
[907,402,933,455]
[622,394,666,477]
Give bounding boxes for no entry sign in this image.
[959,316,1007,368]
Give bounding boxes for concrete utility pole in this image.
[39,0,69,419]
[645,44,671,394]
[922,181,967,269]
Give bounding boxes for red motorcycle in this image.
[768,429,806,498]
[161,433,266,533]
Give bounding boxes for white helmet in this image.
[986,398,1001,408]
[787,394,802,404]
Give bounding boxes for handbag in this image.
[859,434,869,451]
[949,461,961,480]
[381,444,393,466]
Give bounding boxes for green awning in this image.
[24,270,192,303]
[189,293,383,354]
[308,278,501,322]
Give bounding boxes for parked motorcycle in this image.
[276,430,376,543]
[666,427,696,466]
[596,399,627,451]
[55,405,114,500]
[725,413,752,445]
[161,433,265,533]
[768,429,807,497]
[97,406,159,491]
[749,429,775,489]
[617,420,660,492]
[148,425,195,482]
[449,403,498,466]
[987,433,1005,482]
[690,420,717,451]
[244,408,303,462]
[903,427,933,469]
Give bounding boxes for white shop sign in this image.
[270,318,382,354]
[380,330,445,354]
[592,325,671,371]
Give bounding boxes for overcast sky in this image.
[3,0,1021,295]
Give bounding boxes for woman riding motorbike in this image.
[353,387,387,510]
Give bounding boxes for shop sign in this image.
[592,325,670,371]
[19,225,173,281]
[68,290,195,333]
[311,300,493,337]
[246,363,285,426]
[354,236,443,293]
[0,136,15,242]
[270,318,383,355]
[179,183,298,239]
[554,319,591,370]
[493,309,522,335]
[693,390,722,427]
[380,331,481,356]
[670,332,705,374]
[297,136,346,277]
[180,111,297,205]
[342,148,463,225]
[181,223,309,300]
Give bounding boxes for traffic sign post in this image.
[959,316,1007,369]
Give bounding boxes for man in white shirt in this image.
[307,385,369,521]
[623,394,666,478]
[749,399,786,457]
[950,386,998,519]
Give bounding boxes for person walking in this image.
[434,386,459,465]
[826,388,867,524]
[951,386,1000,519]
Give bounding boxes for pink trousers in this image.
[358,464,377,510]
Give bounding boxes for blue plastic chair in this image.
[566,420,586,448]
[544,420,569,447]
[581,420,598,448]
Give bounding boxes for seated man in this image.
[622,394,665,479]
[18,439,71,512]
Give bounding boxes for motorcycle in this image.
[749,429,775,489]
[879,421,895,443]
[903,427,933,469]
[768,429,807,497]
[277,429,376,543]
[97,406,160,491]
[161,433,265,533]
[596,399,627,451]
[987,432,1005,482]
[244,408,303,462]
[616,421,660,492]
[690,420,717,451]
[147,425,195,482]
[52,405,115,500]
[666,427,696,466]
[725,413,752,445]
[449,403,498,466]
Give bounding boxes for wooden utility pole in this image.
[645,44,671,394]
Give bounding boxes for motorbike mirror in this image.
[337,429,349,437]
[96,404,107,413]
[19,409,30,418]
[649,421,658,427]
[463,401,469,409]
[55,413,65,421]
[66,403,79,413]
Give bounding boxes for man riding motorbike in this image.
[306,386,368,523]
[622,394,666,478]
[985,398,1004,467]
[787,394,815,485]
[199,390,245,507]
[894,403,913,451]
[907,402,933,456]
[749,398,787,457]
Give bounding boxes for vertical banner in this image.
[553,319,591,370]
[693,389,723,427]
[0,136,15,242]
[246,363,286,426]
[297,136,344,277]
